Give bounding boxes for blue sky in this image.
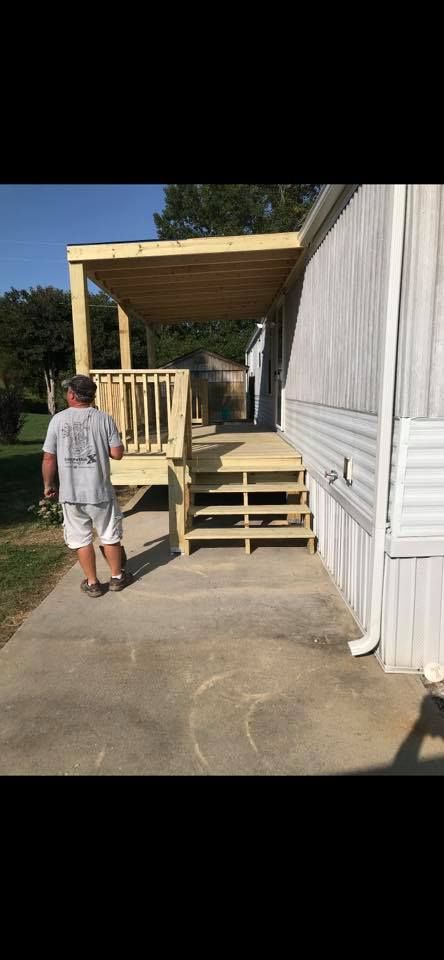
[0,184,166,293]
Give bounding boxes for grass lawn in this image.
[0,413,136,649]
[0,413,76,648]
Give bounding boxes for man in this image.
[42,374,133,597]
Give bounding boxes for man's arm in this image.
[109,445,124,461]
[42,452,58,496]
[106,415,124,461]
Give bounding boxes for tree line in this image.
[0,286,258,414]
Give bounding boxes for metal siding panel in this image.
[308,473,372,630]
[381,555,444,671]
[396,185,444,417]
[381,556,399,668]
[398,418,444,536]
[440,570,444,666]
[251,184,444,425]
[283,184,393,413]
[429,187,444,415]
[285,400,377,526]
[415,557,442,668]
[396,559,416,668]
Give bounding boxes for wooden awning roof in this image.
[67,233,303,325]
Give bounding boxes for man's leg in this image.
[62,504,100,592]
[77,544,99,584]
[93,499,132,590]
[99,542,127,569]
[101,542,123,577]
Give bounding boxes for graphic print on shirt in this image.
[62,415,97,467]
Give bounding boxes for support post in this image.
[168,459,187,554]
[118,306,132,369]
[69,262,92,375]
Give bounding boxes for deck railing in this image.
[91,368,192,551]
[90,369,178,454]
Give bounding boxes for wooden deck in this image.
[109,423,302,486]
[191,423,301,471]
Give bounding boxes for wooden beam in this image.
[110,274,282,292]
[87,272,148,327]
[69,262,92,374]
[140,311,263,325]
[131,295,270,310]
[91,261,295,282]
[133,306,271,320]
[85,251,300,276]
[67,232,301,264]
[113,282,281,302]
[118,306,132,369]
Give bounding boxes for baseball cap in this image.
[62,375,97,402]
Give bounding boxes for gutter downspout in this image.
[349,184,407,657]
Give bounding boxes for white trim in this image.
[390,418,410,538]
[385,536,444,558]
[349,184,408,657]
[298,185,353,247]
[374,652,422,675]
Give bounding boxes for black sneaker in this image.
[80,579,103,598]
[108,570,134,592]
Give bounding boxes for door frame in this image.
[272,297,286,431]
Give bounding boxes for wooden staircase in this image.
[183,461,316,556]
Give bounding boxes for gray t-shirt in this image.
[42,407,122,503]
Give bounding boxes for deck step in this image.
[190,482,307,494]
[193,471,304,484]
[190,504,310,516]
[191,460,302,473]
[185,526,315,540]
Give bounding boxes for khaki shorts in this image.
[62,497,123,550]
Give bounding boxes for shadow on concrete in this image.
[126,535,178,583]
[389,694,444,775]
[122,486,169,519]
[115,487,176,581]
[341,695,444,776]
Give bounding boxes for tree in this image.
[152,184,322,363]
[154,184,322,239]
[155,319,255,366]
[0,287,161,408]
[0,346,24,390]
[0,287,74,415]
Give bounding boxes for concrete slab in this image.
[1,487,444,775]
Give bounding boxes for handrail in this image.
[166,370,191,459]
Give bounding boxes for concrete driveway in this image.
[1,487,443,775]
